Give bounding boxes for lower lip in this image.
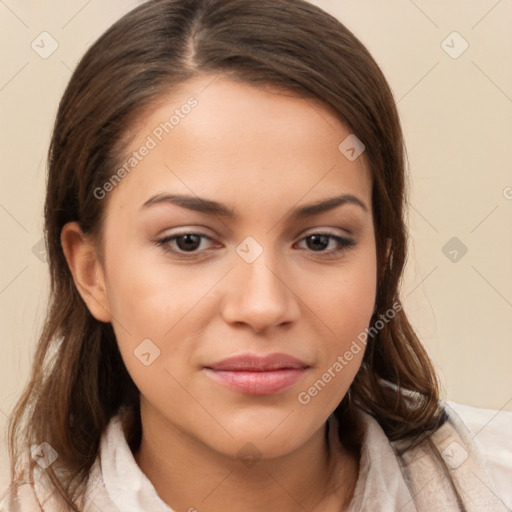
[204,368,308,395]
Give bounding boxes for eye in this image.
[156,230,356,259]
[295,232,355,256]
[157,233,216,255]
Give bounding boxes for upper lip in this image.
[205,353,310,371]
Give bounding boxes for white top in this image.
[1,400,511,511]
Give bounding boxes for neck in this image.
[133,408,359,512]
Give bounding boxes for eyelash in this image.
[156,231,356,259]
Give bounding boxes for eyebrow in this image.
[140,192,368,219]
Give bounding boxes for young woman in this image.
[2,0,511,510]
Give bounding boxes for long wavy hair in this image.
[8,0,451,509]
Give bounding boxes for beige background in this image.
[1,0,511,470]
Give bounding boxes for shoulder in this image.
[0,453,15,512]
[0,408,133,512]
[384,399,512,511]
[0,444,47,512]
[443,400,512,509]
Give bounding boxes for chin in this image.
[216,413,319,459]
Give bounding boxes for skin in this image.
[62,75,377,511]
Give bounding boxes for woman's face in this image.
[93,75,376,458]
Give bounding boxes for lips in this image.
[204,353,310,395]
[207,353,309,371]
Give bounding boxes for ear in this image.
[60,221,112,323]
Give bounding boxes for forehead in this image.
[106,75,372,219]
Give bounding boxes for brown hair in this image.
[8,0,450,509]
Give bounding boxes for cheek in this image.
[102,248,226,385]
[299,248,376,400]
[104,243,204,333]
[315,250,377,340]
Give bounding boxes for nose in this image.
[221,251,300,335]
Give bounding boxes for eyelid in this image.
[157,226,351,241]
[158,225,217,237]
[299,226,352,238]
